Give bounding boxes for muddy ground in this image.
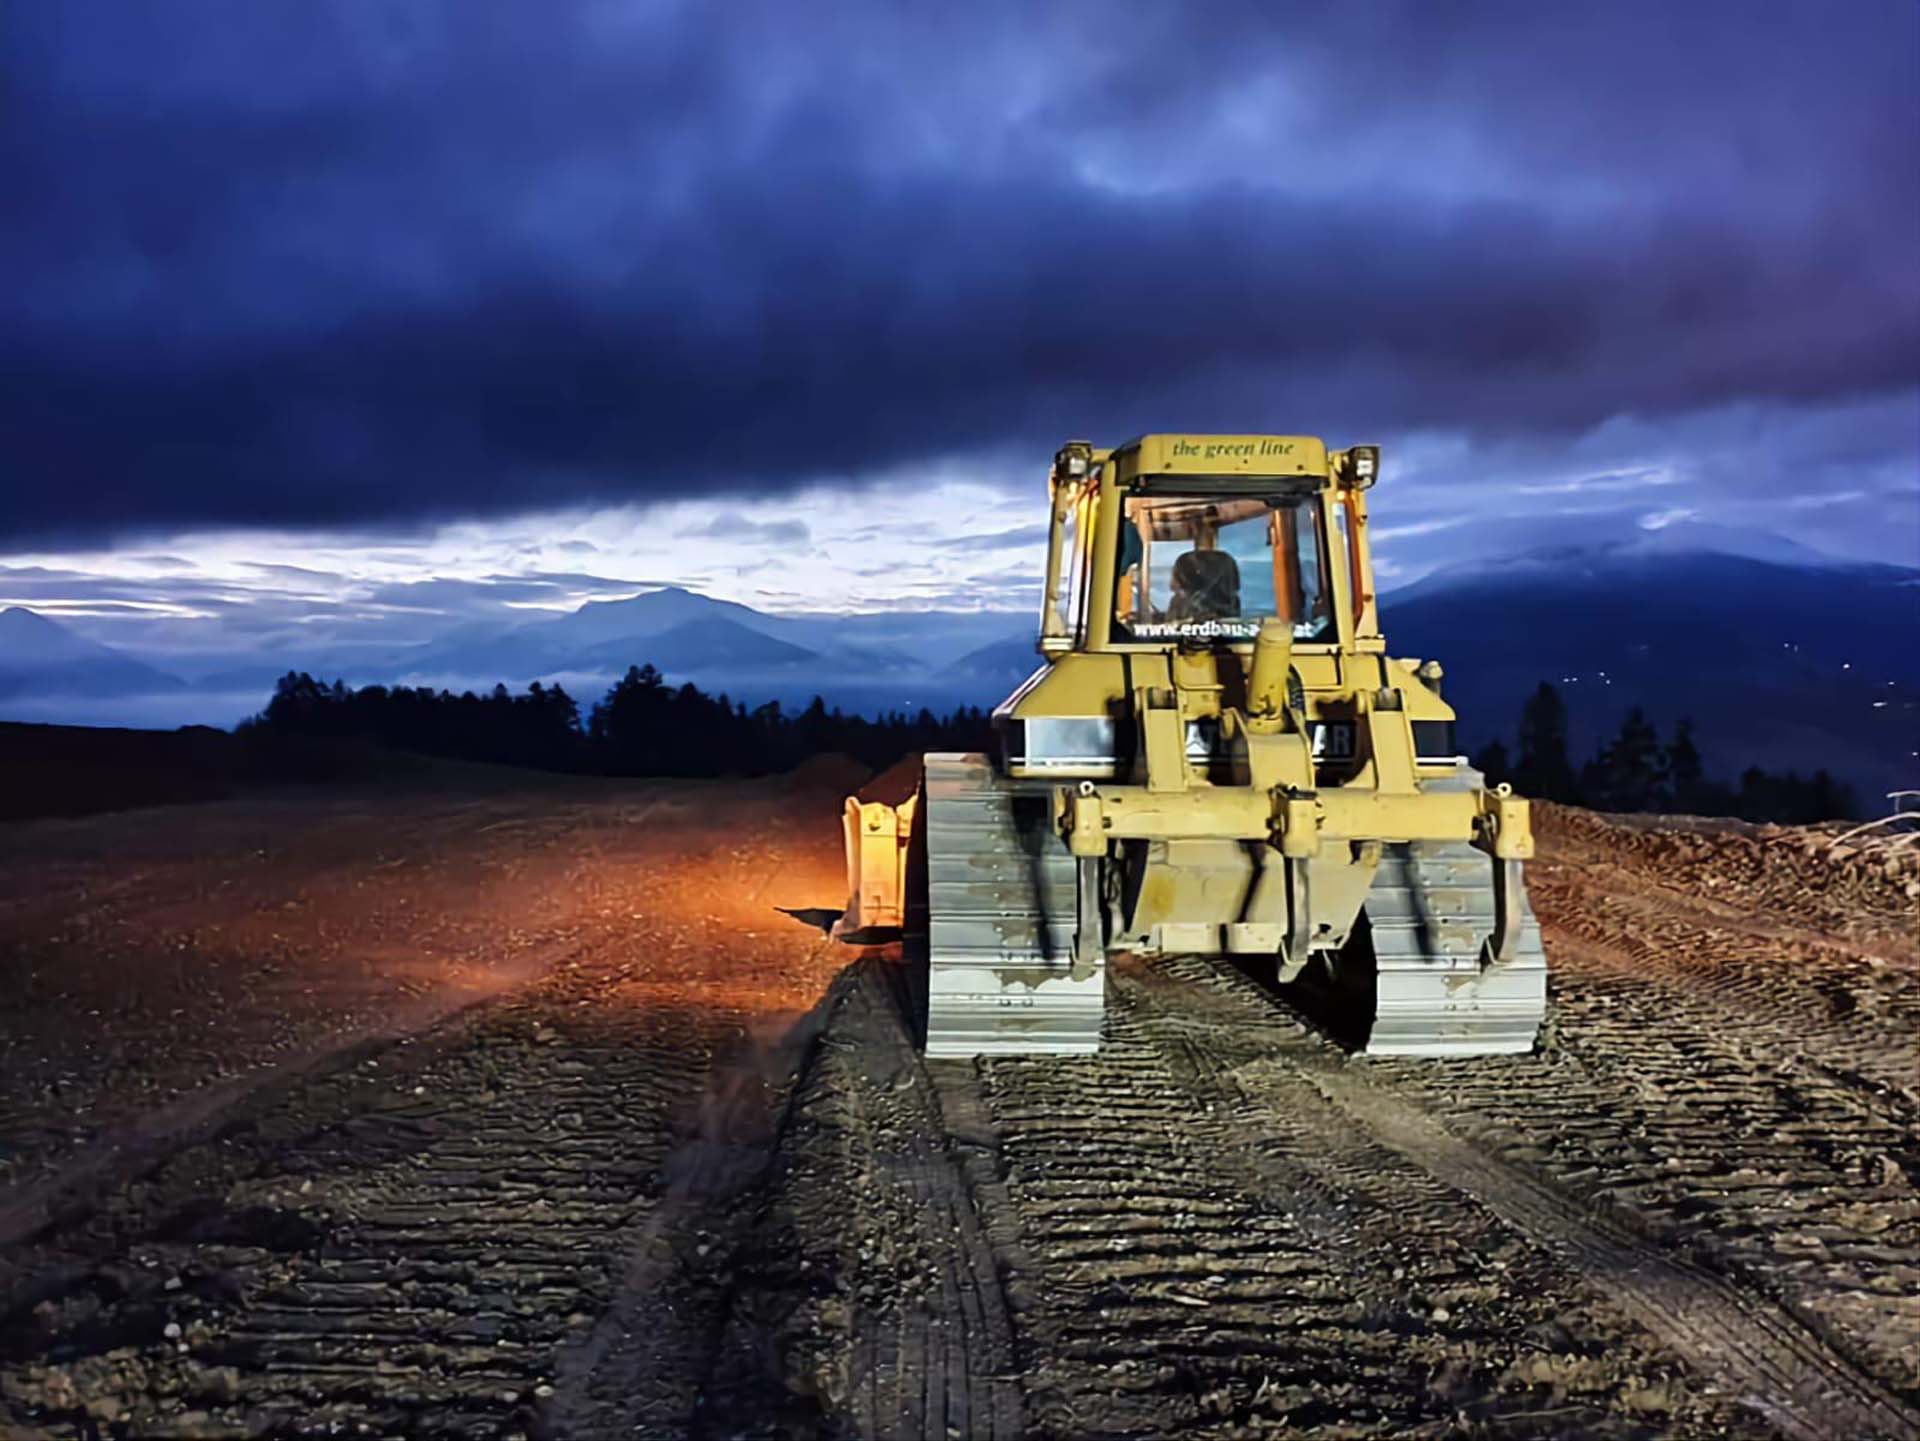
[0,765,1916,1439]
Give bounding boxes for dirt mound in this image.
[1537,802,1920,950]
[777,749,927,803]
[0,722,544,822]
[856,752,923,807]
[778,750,874,796]
[0,721,241,820]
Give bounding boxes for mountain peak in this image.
[574,615,819,669]
[0,606,84,645]
[576,584,697,609]
[0,607,185,698]
[1616,519,1836,569]
[1390,518,1908,601]
[557,585,763,644]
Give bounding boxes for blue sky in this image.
[1,1,1915,655]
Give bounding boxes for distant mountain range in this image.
[1384,539,1917,803]
[0,589,1027,722]
[372,588,1019,701]
[157,590,1004,702]
[2,523,1913,801]
[0,607,184,700]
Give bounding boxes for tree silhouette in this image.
[1735,766,1856,824]
[1582,706,1666,812]
[1513,683,1580,803]
[1664,717,1708,812]
[1478,681,1857,821]
[252,667,994,781]
[1471,737,1512,786]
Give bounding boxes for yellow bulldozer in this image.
[837,434,1546,1058]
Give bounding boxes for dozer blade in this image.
[922,753,1105,1057]
[1362,841,1548,1057]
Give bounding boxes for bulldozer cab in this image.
[1040,435,1383,661]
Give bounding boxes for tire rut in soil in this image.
[953,952,1771,1438]
[1127,950,1920,1440]
[1378,930,1920,1411]
[689,956,1027,1441]
[1304,1061,1920,1441]
[1531,872,1920,1104]
[536,982,843,1441]
[0,971,728,1438]
[1519,862,1920,1405]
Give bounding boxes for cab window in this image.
[1113,492,1334,643]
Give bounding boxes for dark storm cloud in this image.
[1,0,1914,544]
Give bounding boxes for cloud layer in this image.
[3,0,1914,551]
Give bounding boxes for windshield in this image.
[1113,492,1334,643]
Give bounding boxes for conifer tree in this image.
[1513,682,1579,802]
[1471,737,1512,786]
[1584,706,1665,812]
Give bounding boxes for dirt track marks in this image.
[700,960,1025,1440]
[7,788,1919,1439]
[953,952,1761,1438]
[0,987,713,1436]
[540,1009,811,1441]
[1504,815,1920,1404]
[1118,952,1920,1439]
[1306,1066,1920,1441]
[1382,977,1920,1412]
[0,776,855,1438]
[1531,870,1920,1104]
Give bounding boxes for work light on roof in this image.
[1350,445,1380,489]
